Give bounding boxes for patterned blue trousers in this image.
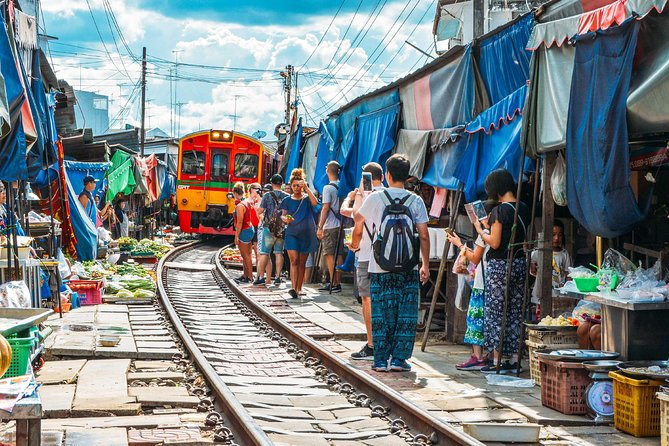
[370,270,419,363]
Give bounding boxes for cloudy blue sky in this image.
[41,0,437,138]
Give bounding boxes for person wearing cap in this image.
[255,174,289,286]
[79,175,99,224]
[317,161,344,293]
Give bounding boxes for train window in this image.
[181,151,205,175]
[234,154,258,179]
[210,152,229,180]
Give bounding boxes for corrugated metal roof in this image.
[55,80,78,136]
[94,128,140,151]
[62,131,109,162]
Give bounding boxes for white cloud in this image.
[45,0,437,137]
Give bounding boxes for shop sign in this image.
[630,144,669,169]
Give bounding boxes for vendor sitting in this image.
[530,219,572,316]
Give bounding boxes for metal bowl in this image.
[534,349,620,362]
[582,360,622,372]
[617,361,669,381]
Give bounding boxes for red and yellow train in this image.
[176,130,276,235]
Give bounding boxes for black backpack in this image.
[372,190,420,273]
[327,182,354,228]
[266,192,286,239]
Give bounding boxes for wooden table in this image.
[0,377,42,446]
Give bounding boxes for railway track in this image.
[158,241,484,446]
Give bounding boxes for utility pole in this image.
[281,65,293,125]
[172,50,183,138]
[140,46,147,156]
[233,95,244,131]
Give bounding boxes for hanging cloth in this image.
[566,19,647,237]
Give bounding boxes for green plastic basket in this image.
[574,277,600,293]
[3,336,37,378]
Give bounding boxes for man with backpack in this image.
[255,174,289,286]
[350,154,430,372]
[317,161,345,293]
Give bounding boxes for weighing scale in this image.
[582,360,621,423]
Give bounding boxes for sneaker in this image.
[273,276,282,286]
[287,288,298,299]
[481,361,521,375]
[351,344,374,361]
[330,284,342,293]
[235,276,251,284]
[372,360,389,372]
[456,355,489,371]
[252,277,266,286]
[318,283,332,291]
[389,358,412,372]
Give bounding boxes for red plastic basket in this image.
[68,280,104,305]
[540,358,592,415]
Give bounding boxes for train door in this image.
[177,148,206,212]
[207,149,230,203]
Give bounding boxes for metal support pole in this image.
[538,152,556,318]
[516,159,541,376]
[421,184,464,351]
[495,150,530,373]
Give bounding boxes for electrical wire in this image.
[83,0,133,81]
[299,0,347,71]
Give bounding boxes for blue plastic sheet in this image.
[421,128,468,191]
[64,169,98,261]
[477,14,533,105]
[23,50,46,182]
[339,104,400,196]
[313,123,335,193]
[566,19,646,238]
[0,7,27,181]
[454,86,529,201]
[159,174,175,201]
[284,119,303,178]
[64,161,111,203]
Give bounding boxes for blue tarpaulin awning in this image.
[566,19,647,237]
[454,85,529,201]
[339,103,400,196]
[421,127,468,191]
[477,13,533,104]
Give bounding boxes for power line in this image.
[299,0,347,70]
[83,0,132,81]
[311,0,423,115]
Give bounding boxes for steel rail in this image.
[214,251,485,446]
[157,241,274,446]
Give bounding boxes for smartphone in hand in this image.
[362,172,373,192]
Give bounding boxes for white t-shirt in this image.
[322,181,341,230]
[358,186,385,263]
[472,235,489,290]
[531,248,572,304]
[357,187,429,274]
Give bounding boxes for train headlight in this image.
[211,130,233,142]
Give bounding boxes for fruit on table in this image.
[538,315,578,327]
[0,335,12,377]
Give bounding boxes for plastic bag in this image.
[455,274,471,312]
[618,260,662,290]
[486,374,534,387]
[567,266,596,279]
[572,299,601,321]
[601,249,636,275]
[452,250,473,277]
[551,152,567,207]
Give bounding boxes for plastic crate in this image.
[68,280,104,305]
[2,336,37,378]
[609,370,663,437]
[526,340,579,386]
[659,392,669,446]
[527,328,578,346]
[540,358,591,414]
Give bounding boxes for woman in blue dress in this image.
[280,168,318,299]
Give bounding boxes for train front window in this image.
[181,151,205,175]
[234,154,258,179]
[210,151,229,181]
